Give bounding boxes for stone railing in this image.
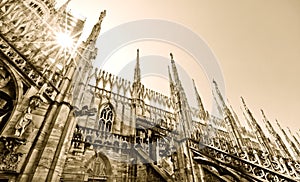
[189,139,300,181]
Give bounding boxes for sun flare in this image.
[55,32,74,49]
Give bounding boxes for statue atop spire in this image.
[86,10,106,43]
[170,53,181,86]
[192,79,206,119]
[212,80,226,108]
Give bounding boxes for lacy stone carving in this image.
[0,136,26,171]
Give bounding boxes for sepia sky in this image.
[58,0,300,134]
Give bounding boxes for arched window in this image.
[99,104,114,132]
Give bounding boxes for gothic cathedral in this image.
[0,0,300,181]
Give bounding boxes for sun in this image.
[55,32,74,50]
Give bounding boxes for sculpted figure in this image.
[15,96,41,137]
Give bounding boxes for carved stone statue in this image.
[14,96,41,137]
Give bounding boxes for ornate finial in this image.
[99,10,107,22]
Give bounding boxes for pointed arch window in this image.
[99,104,114,132]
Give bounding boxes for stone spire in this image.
[169,53,190,111]
[170,53,181,87]
[261,110,276,136]
[287,127,300,153]
[261,110,291,158]
[168,53,197,182]
[192,79,206,120]
[86,10,106,43]
[276,120,300,160]
[241,97,272,154]
[134,49,141,83]
[213,80,244,149]
[131,49,144,116]
[212,91,223,116]
[241,107,254,132]
[212,80,226,108]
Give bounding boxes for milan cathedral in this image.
[0,0,300,181]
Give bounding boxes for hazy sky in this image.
[57,0,300,134]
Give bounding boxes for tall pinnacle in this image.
[241,97,260,129]
[276,119,299,159]
[241,97,272,154]
[287,128,300,150]
[170,53,181,86]
[212,80,226,108]
[192,79,206,119]
[212,91,223,116]
[86,10,106,43]
[134,49,141,83]
[261,110,291,157]
[241,107,254,132]
[261,109,276,136]
[276,120,284,133]
[213,81,244,149]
